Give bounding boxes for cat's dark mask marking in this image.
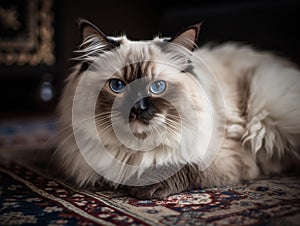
[115,61,158,125]
[96,59,182,128]
[122,79,157,125]
[129,97,156,124]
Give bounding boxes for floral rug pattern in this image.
[0,158,300,226]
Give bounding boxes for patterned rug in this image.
[0,156,300,226]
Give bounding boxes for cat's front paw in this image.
[128,183,173,199]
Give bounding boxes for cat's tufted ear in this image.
[78,18,118,51]
[170,23,202,52]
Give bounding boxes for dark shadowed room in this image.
[0,0,300,225]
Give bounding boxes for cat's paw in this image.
[128,183,173,199]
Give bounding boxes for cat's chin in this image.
[129,120,149,138]
[128,115,167,139]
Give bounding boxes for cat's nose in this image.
[129,96,155,124]
[131,97,149,115]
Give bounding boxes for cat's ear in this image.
[78,18,117,51]
[169,23,202,52]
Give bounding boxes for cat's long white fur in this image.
[193,44,300,174]
[56,33,300,189]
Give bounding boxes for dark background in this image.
[1,0,300,117]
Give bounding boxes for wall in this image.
[0,0,299,116]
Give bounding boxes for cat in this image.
[55,19,300,199]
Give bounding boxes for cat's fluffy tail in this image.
[242,62,300,174]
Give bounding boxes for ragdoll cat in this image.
[55,19,300,199]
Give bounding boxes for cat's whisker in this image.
[164,119,181,132]
[95,121,113,132]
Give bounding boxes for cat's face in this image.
[59,20,222,185]
[97,61,179,138]
[73,20,203,153]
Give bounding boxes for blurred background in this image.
[0,0,299,151]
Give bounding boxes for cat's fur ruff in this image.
[55,19,300,199]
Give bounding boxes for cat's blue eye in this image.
[109,79,126,93]
[149,80,167,94]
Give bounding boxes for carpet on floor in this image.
[0,154,300,226]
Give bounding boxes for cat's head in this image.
[65,19,217,175]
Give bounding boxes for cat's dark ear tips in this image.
[170,23,202,52]
[79,19,100,41]
[78,18,113,50]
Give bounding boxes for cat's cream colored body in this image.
[56,22,300,197]
[194,44,300,177]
